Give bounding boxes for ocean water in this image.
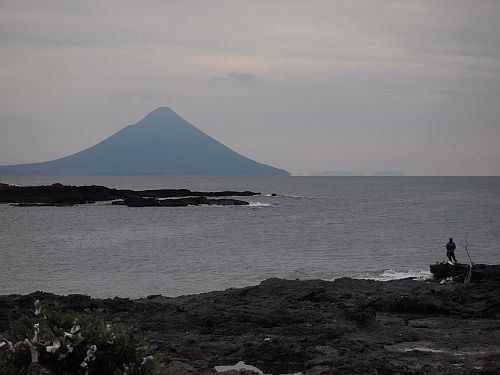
[1,176,499,298]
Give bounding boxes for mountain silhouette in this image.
[0,107,289,176]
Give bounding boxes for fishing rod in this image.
[461,239,473,264]
[460,239,473,285]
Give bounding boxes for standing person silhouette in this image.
[446,237,457,263]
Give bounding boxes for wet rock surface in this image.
[111,196,250,207]
[0,183,258,206]
[430,263,500,282]
[1,276,499,374]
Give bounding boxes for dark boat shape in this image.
[430,263,500,281]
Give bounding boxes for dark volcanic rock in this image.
[0,183,258,206]
[2,276,500,374]
[430,262,500,281]
[112,196,249,207]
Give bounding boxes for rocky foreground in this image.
[1,275,500,375]
[0,183,258,207]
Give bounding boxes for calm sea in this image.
[1,176,499,298]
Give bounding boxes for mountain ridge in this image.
[0,107,290,176]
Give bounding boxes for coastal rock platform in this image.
[1,276,499,374]
[430,263,500,282]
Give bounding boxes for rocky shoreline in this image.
[0,183,258,207]
[1,274,499,374]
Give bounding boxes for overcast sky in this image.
[1,0,499,175]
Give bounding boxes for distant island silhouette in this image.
[371,171,406,176]
[310,170,406,176]
[0,107,290,176]
[310,171,365,176]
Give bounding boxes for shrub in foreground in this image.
[0,300,157,375]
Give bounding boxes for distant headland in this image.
[310,170,406,176]
[0,107,290,176]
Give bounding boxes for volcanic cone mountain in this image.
[0,107,289,176]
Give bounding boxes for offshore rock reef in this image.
[0,183,258,207]
[1,274,499,374]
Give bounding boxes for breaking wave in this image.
[247,202,272,207]
[355,269,432,281]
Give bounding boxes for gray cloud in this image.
[211,71,263,86]
[226,72,260,83]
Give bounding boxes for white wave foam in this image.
[402,347,443,353]
[215,361,302,375]
[284,194,319,199]
[248,202,272,207]
[356,269,432,281]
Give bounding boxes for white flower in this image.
[107,332,116,344]
[80,361,88,368]
[34,300,41,316]
[141,355,154,365]
[46,339,61,353]
[0,337,14,351]
[82,344,98,364]
[33,323,40,343]
[64,332,73,338]
[67,344,73,353]
[70,325,80,334]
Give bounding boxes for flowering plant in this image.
[0,300,158,375]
